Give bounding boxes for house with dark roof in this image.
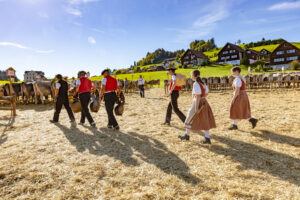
[218,43,245,65]
[270,40,300,69]
[245,48,263,64]
[181,49,208,66]
[260,49,271,59]
[24,70,45,82]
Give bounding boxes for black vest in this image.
[58,80,68,97]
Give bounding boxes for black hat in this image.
[101,69,110,75]
[78,71,86,77]
[167,67,177,71]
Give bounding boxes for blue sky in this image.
[0,0,300,79]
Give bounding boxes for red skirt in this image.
[191,98,216,131]
[230,91,251,119]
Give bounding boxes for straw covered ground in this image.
[0,88,299,200]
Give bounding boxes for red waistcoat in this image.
[169,74,181,91]
[199,83,206,97]
[105,76,118,92]
[79,77,92,93]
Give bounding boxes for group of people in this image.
[50,66,258,145]
[50,69,121,130]
[161,66,258,144]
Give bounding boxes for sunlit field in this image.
[0,88,299,199]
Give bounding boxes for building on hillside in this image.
[24,71,45,82]
[245,49,262,64]
[163,58,175,68]
[260,49,271,59]
[0,70,19,81]
[181,49,208,66]
[218,42,245,65]
[269,40,300,69]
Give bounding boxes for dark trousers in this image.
[165,90,186,123]
[79,92,95,125]
[104,92,118,127]
[53,96,75,122]
[138,85,145,98]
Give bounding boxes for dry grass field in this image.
[0,88,299,200]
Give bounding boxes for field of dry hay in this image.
[0,88,299,200]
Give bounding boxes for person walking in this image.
[161,67,186,125]
[75,71,96,127]
[99,69,120,130]
[50,74,75,123]
[228,66,258,130]
[178,70,216,144]
[138,75,146,98]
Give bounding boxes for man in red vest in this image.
[75,71,96,127]
[161,67,186,125]
[99,69,120,130]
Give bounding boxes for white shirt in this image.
[171,75,176,81]
[56,83,61,89]
[102,78,107,85]
[192,82,209,95]
[138,79,145,86]
[233,77,242,88]
[71,80,76,88]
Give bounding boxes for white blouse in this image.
[192,82,209,95]
[233,77,242,88]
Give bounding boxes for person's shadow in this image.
[0,116,15,146]
[204,135,300,186]
[54,123,200,185]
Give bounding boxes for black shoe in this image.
[228,124,238,130]
[200,137,211,144]
[70,119,75,123]
[161,122,170,126]
[107,125,113,129]
[91,122,96,128]
[50,120,58,123]
[78,122,84,125]
[178,134,190,141]
[249,118,258,129]
[114,125,120,130]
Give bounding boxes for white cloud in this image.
[268,1,300,11]
[172,0,231,43]
[92,28,105,33]
[0,42,54,54]
[88,36,96,44]
[66,7,82,17]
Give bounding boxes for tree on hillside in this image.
[241,54,250,66]
[237,39,241,45]
[189,38,217,52]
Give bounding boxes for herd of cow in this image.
[0,72,299,105]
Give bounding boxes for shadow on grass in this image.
[204,135,300,186]
[0,116,15,146]
[54,123,200,185]
[250,130,300,147]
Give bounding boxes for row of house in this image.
[217,40,299,69]
[178,40,300,70]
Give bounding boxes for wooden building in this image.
[260,49,271,59]
[218,43,245,65]
[245,49,262,64]
[270,40,300,69]
[181,49,208,66]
